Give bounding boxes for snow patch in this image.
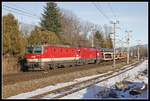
[7,60,148,99]
[61,60,148,99]
[7,70,112,99]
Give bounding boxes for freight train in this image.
[22,45,127,71]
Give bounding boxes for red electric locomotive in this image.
[23,45,102,71]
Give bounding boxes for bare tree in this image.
[60,9,82,46]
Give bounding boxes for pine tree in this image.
[40,2,62,36]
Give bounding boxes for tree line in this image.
[3,2,115,58]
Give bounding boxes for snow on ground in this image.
[7,70,112,99]
[61,60,148,99]
[7,60,148,99]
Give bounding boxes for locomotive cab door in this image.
[34,46,43,69]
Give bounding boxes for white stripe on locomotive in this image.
[27,57,80,62]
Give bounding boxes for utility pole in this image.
[92,31,94,47]
[110,20,119,68]
[137,40,141,61]
[91,26,95,48]
[121,38,124,53]
[125,30,132,64]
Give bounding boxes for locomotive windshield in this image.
[27,46,42,54]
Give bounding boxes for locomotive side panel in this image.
[24,46,103,71]
[78,48,100,64]
[41,47,79,67]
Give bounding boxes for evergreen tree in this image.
[107,34,113,48]
[103,34,113,48]
[94,31,104,48]
[3,21,10,55]
[28,26,60,45]
[3,13,26,57]
[40,2,62,36]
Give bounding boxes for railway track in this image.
[30,60,144,99]
[3,59,128,85]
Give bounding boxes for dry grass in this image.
[3,60,132,98]
[3,58,138,98]
[2,56,20,75]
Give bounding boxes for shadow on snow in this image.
[82,81,148,99]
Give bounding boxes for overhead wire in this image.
[3,3,127,37]
[107,3,117,21]
[92,2,123,36]
[3,3,134,48]
[106,3,130,47]
[107,3,130,40]
[2,5,59,36]
[92,2,111,23]
[2,5,40,19]
[3,7,38,19]
[10,3,41,17]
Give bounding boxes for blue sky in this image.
[2,2,148,47]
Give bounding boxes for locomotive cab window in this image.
[34,47,42,54]
[26,47,33,53]
[26,46,42,54]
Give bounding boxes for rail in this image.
[30,60,144,99]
